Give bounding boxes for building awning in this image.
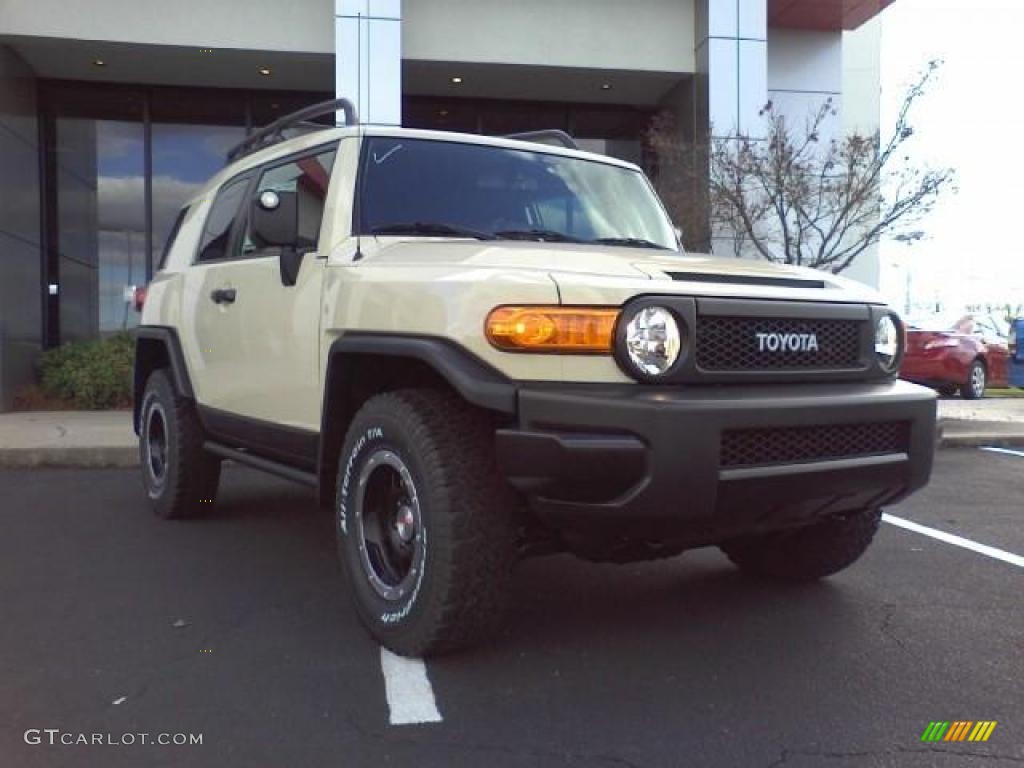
[768,0,895,30]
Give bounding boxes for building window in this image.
[55,117,146,339]
[40,81,328,346]
[402,95,656,169]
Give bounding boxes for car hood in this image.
[364,239,885,305]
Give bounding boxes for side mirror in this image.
[253,189,297,247]
[252,190,303,286]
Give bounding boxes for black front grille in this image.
[696,316,862,371]
[720,422,910,468]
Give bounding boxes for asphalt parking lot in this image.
[2,448,1022,768]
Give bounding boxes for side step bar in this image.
[204,442,318,487]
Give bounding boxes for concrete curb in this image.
[936,419,1024,449]
[0,446,139,469]
[938,433,1024,448]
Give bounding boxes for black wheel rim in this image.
[145,402,169,488]
[353,449,424,602]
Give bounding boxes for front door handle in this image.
[210,288,237,305]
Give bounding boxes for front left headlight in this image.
[875,314,901,371]
[622,305,682,377]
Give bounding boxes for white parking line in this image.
[882,513,1024,569]
[379,647,442,725]
[980,446,1024,459]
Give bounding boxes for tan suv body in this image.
[133,101,936,655]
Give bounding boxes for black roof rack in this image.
[503,129,579,150]
[226,97,359,163]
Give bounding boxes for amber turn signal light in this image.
[485,306,619,353]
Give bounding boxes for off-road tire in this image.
[139,369,221,519]
[960,360,986,400]
[720,508,881,581]
[336,389,518,657]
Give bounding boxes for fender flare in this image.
[316,333,517,507]
[322,333,516,417]
[133,326,195,433]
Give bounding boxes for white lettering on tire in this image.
[339,426,384,536]
[340,423,424,626]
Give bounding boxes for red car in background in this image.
[900,314,1010,399]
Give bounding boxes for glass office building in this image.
[0,0,889,407]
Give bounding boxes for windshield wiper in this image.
[370,222,495,240]
[590,237,671,250]
[493,229,584,243]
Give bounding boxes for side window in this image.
[239,147,336,257]
[158,206,188,271]
[196,175,250,263]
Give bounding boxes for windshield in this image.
[357,137,678,250]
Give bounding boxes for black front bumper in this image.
[495,380,936,543]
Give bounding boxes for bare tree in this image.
[647,61,956,273]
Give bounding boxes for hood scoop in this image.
[663,271,827,290]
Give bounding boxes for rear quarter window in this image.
[157,207,188,271]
